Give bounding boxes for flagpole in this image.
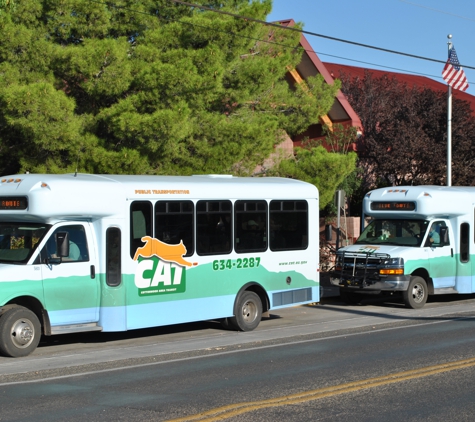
[447,34,452,187]
[442,36,469,187]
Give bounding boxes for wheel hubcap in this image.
[11,318,35,348]
[412,284,425,304]
[242,301,257,323]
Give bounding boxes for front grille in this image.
[332,251,391,287]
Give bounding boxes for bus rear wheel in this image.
[0,307,41,357]
[403,276,428,309]
[229,291,262,332]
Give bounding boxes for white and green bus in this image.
[0,173,319,357]
[332,185,475,308]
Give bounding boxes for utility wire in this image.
[399,0,475,23]
[317,51,447,80]
[85,0,473,83]
[169,0,475,70]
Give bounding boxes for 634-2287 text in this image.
[212,257,261,271]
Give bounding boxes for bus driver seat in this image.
[67,240,81,261]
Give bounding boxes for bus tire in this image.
[0,307,41,357]
[340,289,362,305]
[229,291,262,332]
[403,276,428,309]
[219,318,232,330]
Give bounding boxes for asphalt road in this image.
[2,293,475,421]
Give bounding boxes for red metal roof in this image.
[323,62,475,114]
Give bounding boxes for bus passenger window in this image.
[155,201,194,256]
[197,200,232,255]
[106,227,122,286]
[269,200,308,251]
[130,201,152,259]
[234,200,267,253]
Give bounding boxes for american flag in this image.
[442,47,469,92]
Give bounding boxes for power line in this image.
[169,0,475,71]
[84,0,472,84]
[399,0,475,23]
[316,51,449,80]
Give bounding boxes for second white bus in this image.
[332,185,475,308]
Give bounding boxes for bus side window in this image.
[425,221,447,247]
[197,200,232,255]
[106,227,122,287]
[269,200,308,251]
[130,201,152,259]
[234,200,267,253]
[460,223,469,263]
[155,201,194,256]
[42,225,89,263]
[65,226,89,261]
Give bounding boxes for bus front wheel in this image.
[229,291,262,332]
[0,306,41,357]
[403,276,428,309]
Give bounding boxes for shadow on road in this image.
[37,319,227,350]
[303,293,475,324]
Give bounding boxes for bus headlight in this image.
[379,257,404,275]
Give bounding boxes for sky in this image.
[266,0,475,96]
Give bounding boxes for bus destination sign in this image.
[370,201,416,211]
[0,196,28,210]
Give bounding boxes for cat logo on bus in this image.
[133,236,193,267]
[134,236,192,295]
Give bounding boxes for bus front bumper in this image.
[330,274,412,293]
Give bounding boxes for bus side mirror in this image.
[56,231,70,258]
[439,227,449,246]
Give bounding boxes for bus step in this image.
[50,323,103,335]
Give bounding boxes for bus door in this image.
[455,222,472,293]
[425,221,456,289]
[40,223,100,326]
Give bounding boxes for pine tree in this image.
[0,0,339,178]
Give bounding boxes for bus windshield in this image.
[356,219,429,247]
[0,223,50,264]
